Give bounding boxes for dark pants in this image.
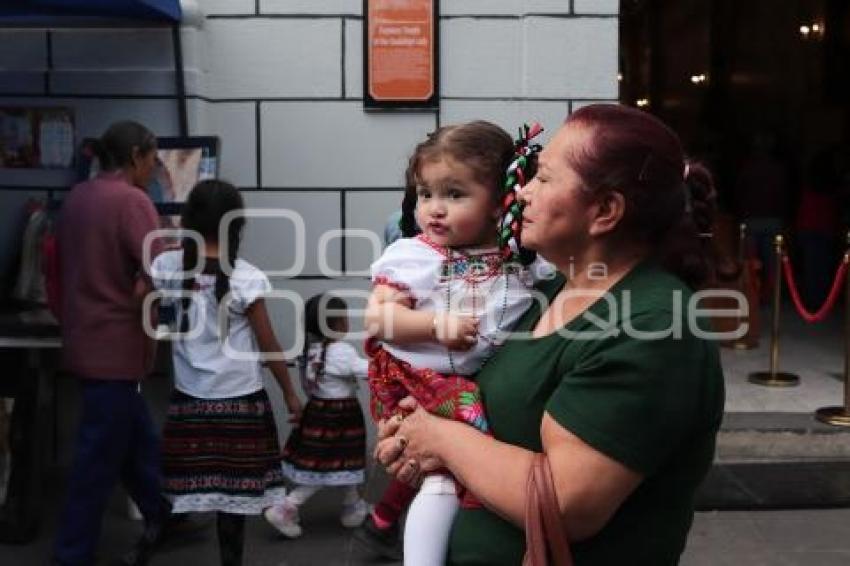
[53,380,164,566]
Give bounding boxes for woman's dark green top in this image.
[447,262,725,565]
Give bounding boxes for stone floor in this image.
[2,475,850,566]
[720,305,845,414]
[2,306,850,564]
[683,509,850,566]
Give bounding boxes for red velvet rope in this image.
[781,254,848,323]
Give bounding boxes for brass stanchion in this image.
[748,235,800,386]
[815,233,850,426]
[732,223,757,350]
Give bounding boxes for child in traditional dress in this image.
[263,293,371,537]
[358,121,546,565]
[151,180,302,566]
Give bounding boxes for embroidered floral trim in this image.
[372,275,412,294]
[439,254,505,283]
[168,487,288,515]
[416,233,449,256]
[281,464,365,486]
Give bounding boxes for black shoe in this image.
[352,514,402,561]
[114,526,161,566]
[115,499,172,566]
[161,512,213,545]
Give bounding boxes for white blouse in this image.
[152,250,271,399]
[370,235,551,375]
[302,341,369,400]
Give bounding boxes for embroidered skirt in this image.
[365,340,489,433]
[162,389,286,514]
[366,342,488,509]
[281,396,366,486]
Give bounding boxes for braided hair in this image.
[498,123,543,265]
[300,294,348,394]
[179,180,245,333]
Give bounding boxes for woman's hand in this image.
[284,392,303,423]
[435,313,479,351]
[375,397,445,486]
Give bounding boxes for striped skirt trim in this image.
[282,396,366,485]
[162,389,285,514]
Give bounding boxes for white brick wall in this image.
[440,100,569,144]
[344,18,364,99]
[199,0,254,16]
[241,191,342,276]
[442,1,572,16]
[203,19,342,99]
[525,17,619,99]
[345,190,406,273]
[441,19,523,97]
[261,0,362,15]
[260,102,435,187]
[0,4,619,384]
[575,0,620,15]
[188,101,257,186]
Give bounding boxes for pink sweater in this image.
[59,172,162,380]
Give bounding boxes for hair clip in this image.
[498,123,544,265]
[638,153,654,182]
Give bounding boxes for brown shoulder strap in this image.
[523,454,546,566]
[536,454,572,565]
[523,453,573,566]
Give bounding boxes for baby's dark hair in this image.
[179,180,245,332]
[301,294,348,379]
[400,121,515,237]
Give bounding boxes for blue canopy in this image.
[0,0,182,25]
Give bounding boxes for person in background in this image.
[384,209,404,247]
[53,120,170,566]
[264,294,371,537]
[733,131,793,303]
[151,180,302,566]
[794,149,841,309]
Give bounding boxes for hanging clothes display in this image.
[12,202,49,305]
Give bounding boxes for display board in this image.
[78,135,218,205]
[364,0,439,109]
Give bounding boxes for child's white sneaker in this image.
[264,499,302,538]
[340,499,370,528]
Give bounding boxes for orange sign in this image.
[365,0,438,107]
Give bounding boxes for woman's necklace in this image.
[444,247,511,375]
